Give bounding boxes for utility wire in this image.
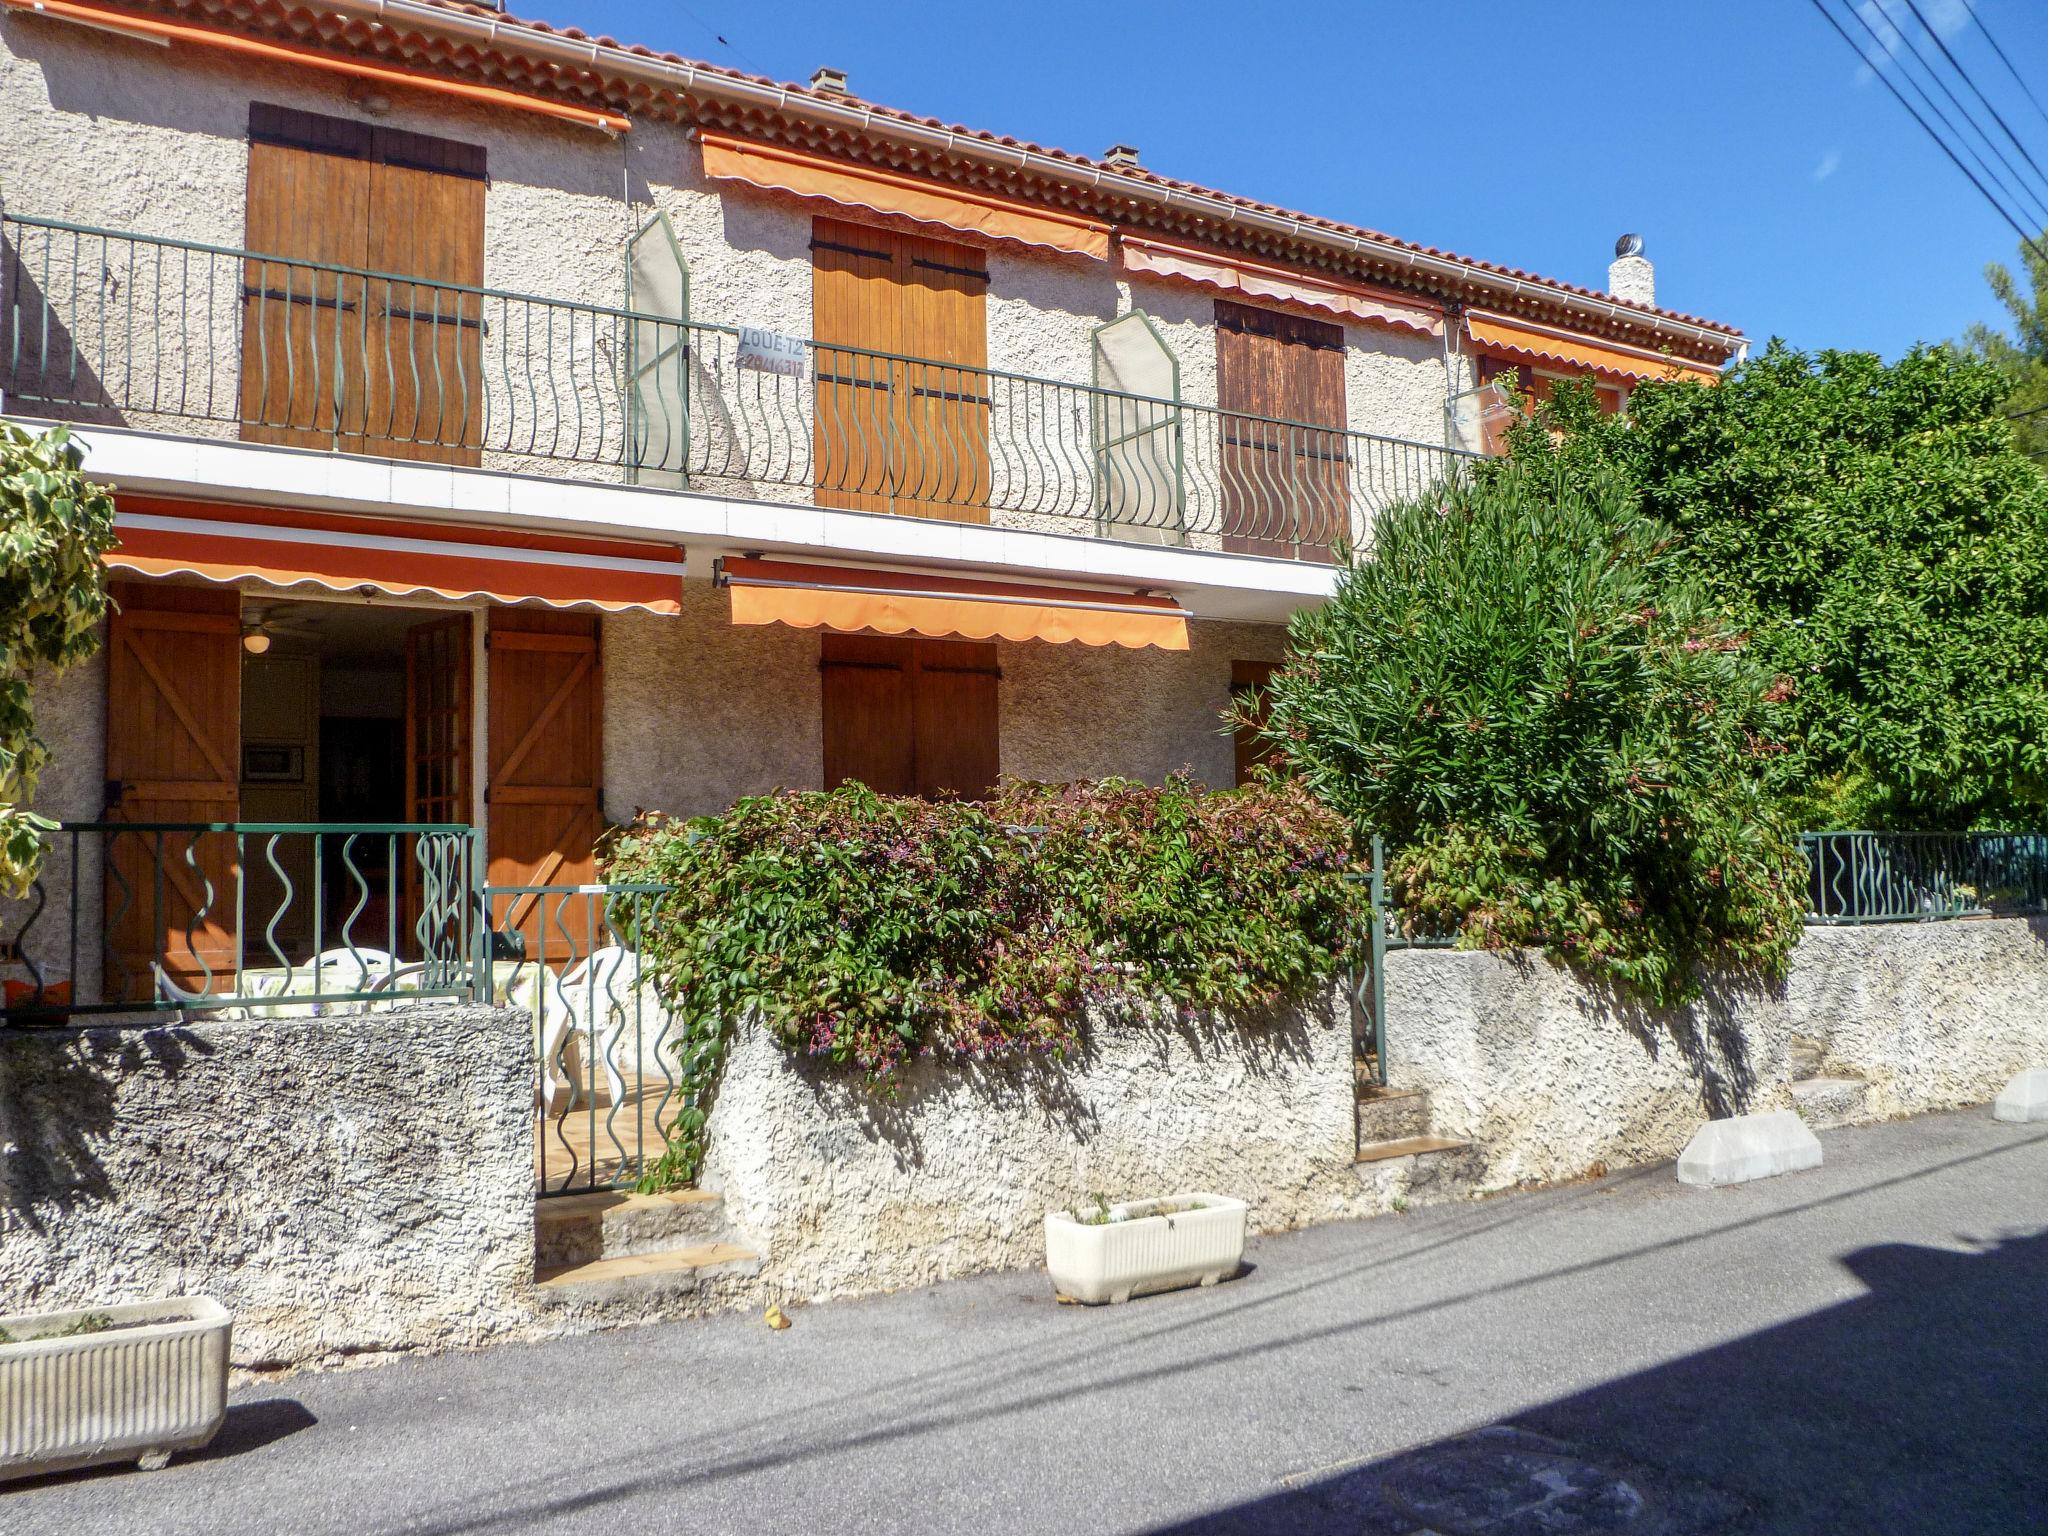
[1893,0,2048,225]
[1840,0,2048,234]
[1970,3,2048,134]
[1808,0,2048,266]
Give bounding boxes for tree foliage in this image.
[1516,345,2048,830]
[1259,458,1805,1004]
[603,776,1363,1185]
[1956,228,2048,464]
[0,425,116,894]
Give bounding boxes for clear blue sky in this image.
[562,0,2048,357]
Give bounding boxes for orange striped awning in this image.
[720,557,1189,650]
[698,131,1111,261]
[1466,313,1723,385]
[1121,235,1442,337]
[109,498,684,614]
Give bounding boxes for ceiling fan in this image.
[239,605,321,655]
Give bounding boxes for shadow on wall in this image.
[764,994,1331,1172]
[1145,1226,2048,1535]
[0,1025,213,1235]
[0,251,126,428]
[1600,964,1786,1122]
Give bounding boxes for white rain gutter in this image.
[330,0,1743,361]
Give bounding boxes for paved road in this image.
[9,1108,2046,1534]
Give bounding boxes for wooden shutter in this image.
[486,609,600,948]
[406,614,472,826]
[812,216,991,523]
[241,104,485,464]
[1230,659,1279,786]
[102,581,242,999]
[820,633,999,799]
[1215,299,1348,561]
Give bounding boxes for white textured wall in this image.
[1385,918,2048,1191]
[702,987,1361,1304]
[602,596,1292,818]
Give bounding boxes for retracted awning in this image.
[698,131,1112,261]
[719,557,1190,650]
[1121,235,1442,337]
[1465,313,1723,385]
[108,498,684,614]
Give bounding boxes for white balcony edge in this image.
[20,421,1338,625]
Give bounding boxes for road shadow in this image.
[1145,1228,2048,1533]
[2,1398,316,1493]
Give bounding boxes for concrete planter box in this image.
[0,1296,231,1481]
[1044,1193,1248,1304]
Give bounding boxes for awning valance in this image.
[1121,235,1442,337]
[108,499,684,614]
[1465,313,1723,385]
[698,131,1112,261]
[719,557,1190,650]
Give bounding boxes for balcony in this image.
[1,212,1474,558]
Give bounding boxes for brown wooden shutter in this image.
[811,216,990,523]
[486,609,600,948]
[102,581,242,999]
[820,633,999,799]
[406,613,472,827]
[1215,299,1348,561]
[241,104,484,464]
[1230,659,1279,786]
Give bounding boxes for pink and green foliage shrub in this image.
[603,776,1364,1185]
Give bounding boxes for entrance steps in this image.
[1353,1084,1485,1208]
[533,1190,760,1316]
[1786,1033,1872,1130]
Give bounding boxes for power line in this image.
[1969,3,2048,134]
[1893,0,2048,225]
[1808,0,2048,266]
[1840,0,2048,234]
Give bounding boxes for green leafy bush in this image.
[1,425,116,893]
[1260,458,1806,1004]
[1509,346,2048,830]
[601,776,1363,1186]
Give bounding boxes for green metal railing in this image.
[1801,831,2048,924]
[1,211,1474,556]
[0,822,478,1019]
[487,882,680,1196]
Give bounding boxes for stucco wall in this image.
[0,1004,534,1370]
[1385,917,2048,1191]
[2,641,107,999]
[701,987,1362,1303]
[601,591,1292,818]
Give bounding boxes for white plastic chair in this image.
[522,946,648,1116]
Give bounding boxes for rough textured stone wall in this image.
[1385,918,2048,1191]
[0,1005,534,1370]
[701,988,1364,1303]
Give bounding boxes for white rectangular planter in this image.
[0,1296,232,1481]
[1044,1193,1248,1304]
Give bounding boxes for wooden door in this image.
[1230,659,1279,786]
[240,104,485,464]
[1215,300,1348,561]
[364,127,486,465]
[405,613,472,961]
[241,105,372,452]
[821,633,998,800]
[486,609,600,956]
[103,581,242,1000]
[812,216,990,522]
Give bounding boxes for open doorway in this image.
[238,595,472,957]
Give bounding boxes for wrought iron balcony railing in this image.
[1,212,1475,556]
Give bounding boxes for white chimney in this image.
[810,66,850,96]
[1608,233,1654,307]
[1103,144,1142,170]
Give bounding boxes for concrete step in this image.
[1354,1133,1472,1165]
[1790,1075,1871,1131]
[1355,1087,1431,1145]
[534,1242,762,1308]
[535,1189,734,1269]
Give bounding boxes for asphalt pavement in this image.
[8,1106,2045,1534]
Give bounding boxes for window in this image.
[810,215,991,522]
[1214,300,1348,562]
[241,103,486,463]
[1474,357,1625,456]
[1230,659,1281,786]
[820,633,1000,799]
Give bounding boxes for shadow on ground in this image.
[1148,1229,2048,1534]
[3,1399,316,1495]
